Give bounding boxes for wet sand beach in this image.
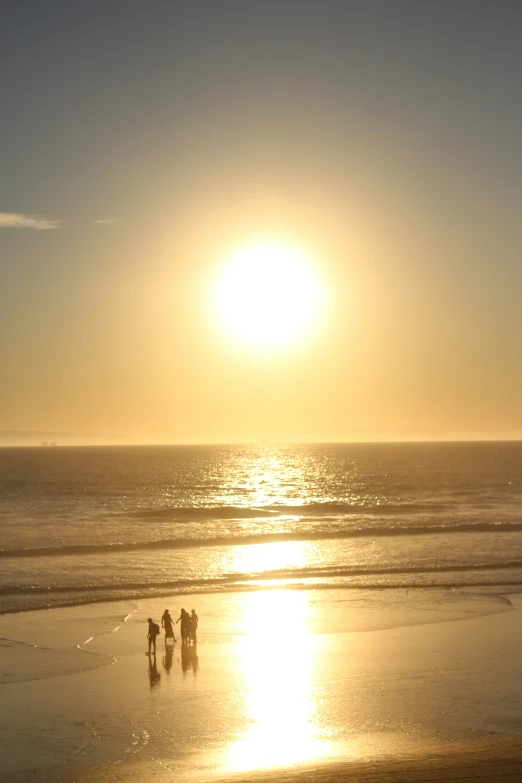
[2,587,522,782]
[9,739,522,783]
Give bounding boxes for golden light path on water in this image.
[215,452,350,771]
[232,539,307,575]
[226,590,335,772]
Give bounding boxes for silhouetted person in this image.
[175,608,191,644]
[148,653,161,688]
[190,609,199,645]
[163,644,174,673]
[147,617,160,655]
[161,609,176,643]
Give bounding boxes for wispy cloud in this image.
[0,212,61,230]
[92,218,119,224]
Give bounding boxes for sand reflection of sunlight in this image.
[227,591,331,772]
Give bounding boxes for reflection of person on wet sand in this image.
[147,618,160,655]
[161,609,176,643]
[181,644,199,674]
[162,644,173,673]
[148,654,161,688]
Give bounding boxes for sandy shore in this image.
[6,736,522,783]
[2,587,522,782]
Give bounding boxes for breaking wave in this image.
[4,559,522,595]
[3,519,522,558]
[127,501,455,520]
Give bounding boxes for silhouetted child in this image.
[147,617,160,655]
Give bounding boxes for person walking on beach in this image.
[190,609,199,645]
[161,609,176,643]
[175,608,190,644]
[147,617,160,655]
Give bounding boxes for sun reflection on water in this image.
[232,540,307,575]
[227,590,332,772]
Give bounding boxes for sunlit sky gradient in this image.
[2,1,522,445]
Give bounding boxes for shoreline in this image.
[7,735,522,783]
[1,576,521,617]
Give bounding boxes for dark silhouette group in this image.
[175,607,198,645]
[146,607,199,688]
[147,607,198,653]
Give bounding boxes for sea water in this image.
[1,441,522,614]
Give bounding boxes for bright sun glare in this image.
[214,240,323,349]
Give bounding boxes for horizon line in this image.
[1,437,522,449]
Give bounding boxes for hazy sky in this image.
[2,0,522,444]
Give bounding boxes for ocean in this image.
[2,441,522,614]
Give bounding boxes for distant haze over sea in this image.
[2,431,522,448]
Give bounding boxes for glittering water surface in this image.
[1,442,522,612]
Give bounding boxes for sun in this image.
[214,240,323,349]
